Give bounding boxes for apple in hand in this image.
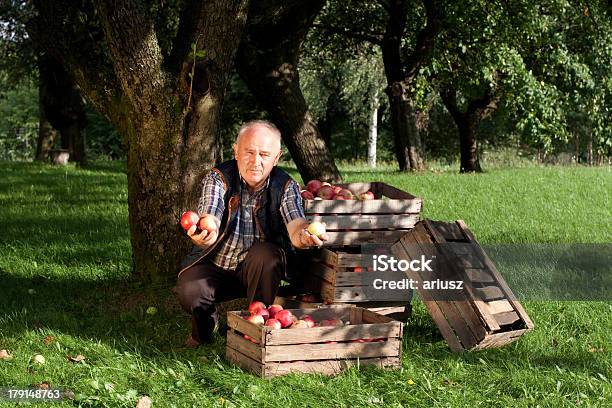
[248,301,267,315]
[307,222,326,239]
[198,216,217,232]
[180,211,200,231]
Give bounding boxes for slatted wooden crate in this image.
[304,247,413,306]
[303,182,422,247]
[391,219,534,352]
[225,306,403,378]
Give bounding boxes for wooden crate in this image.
[303,247,413,305]
[391,220,534,352]
[225,306,403,378]
[303,182,422,247]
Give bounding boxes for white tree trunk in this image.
[367,92,379,168]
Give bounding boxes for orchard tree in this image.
[30,0,250,282]
[314,0,443,171]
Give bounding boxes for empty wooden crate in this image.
[225,306,403,378]
[391,220,534,352]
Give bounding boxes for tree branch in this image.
[312,23,383,45]
[403,0,443,81]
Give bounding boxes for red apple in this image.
[246,314,265,325]
[335,189,354,200]
[267,304,283,318]
[306,180,322,194]
[317,185,335,199]
[243,334,258,343]
[291,320,310,329]
[300,190,315,200]
[353,267,363,273]
[180,211,200,231]
[255,308,270,321]
[265,318,281,330]
[321,182,332,187]
[275,310,294,328]
[248,301,267,315]
[332,186,343,194]
[198,216,217,232]
[302,315,316,328]
[358,191,375,200]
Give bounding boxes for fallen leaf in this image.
[0,349,12,360]
[136,395,152,408]
[588,346,604,353]
[33,382,51,390]
[67,354,86,363]
[407,378,415,385]
[43,335,55,346]
[62,390,75,400]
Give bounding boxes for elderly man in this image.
[174,120,327,347]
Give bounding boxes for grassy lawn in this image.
[0,160,610,407]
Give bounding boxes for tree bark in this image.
[32,0,250,282]
[237,0,342,183]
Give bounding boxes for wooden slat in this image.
[226,346,263,377]
[227,311,265,341]
[304,277,336,303]
[308,248,338,268]
[227,329,264,362]
[493,311,521,326]
[381,183,417,199]
[263,356,400,378]
[265,339,401,362]
[472,329,527,350]
[361,308,398,324]
[334,270,412,286]
[304,198,422,215]
[324,229,413,246]
[337,253,364,267]
[464,268,496,283]
[486,299,515,314]
[311,214,419,230]
[331,286,411,302]
[430,221,466,241]
[265,323,401,345]
[456,220,534,330]
[475,285,506,301]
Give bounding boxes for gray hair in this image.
[236,120,282,148]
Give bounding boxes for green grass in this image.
[0,160,610,407]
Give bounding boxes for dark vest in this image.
[178,160,295,275]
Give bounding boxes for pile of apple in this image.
[244,301,341,330]
[301,180,375,201]
[242,302,386,343]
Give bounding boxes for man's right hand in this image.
[187,215,219,248]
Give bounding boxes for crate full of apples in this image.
[300,180,423,247]
[225,301,403,378]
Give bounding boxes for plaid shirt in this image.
[197,170,305,271]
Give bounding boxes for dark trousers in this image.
[174,242,286,342]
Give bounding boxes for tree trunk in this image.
[367,92,378,168]
[35,96,57,161]
[381,0,426,172]
[237,0,341,183]
[587,130,593,166]
[457,115,482,173]
[37,53,87,166]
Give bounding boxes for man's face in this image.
[233,125,281,190]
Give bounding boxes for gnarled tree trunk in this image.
[32,0,250,282]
